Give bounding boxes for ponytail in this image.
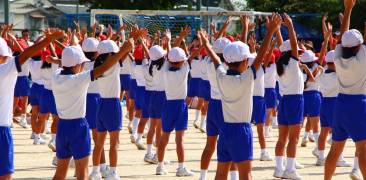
[342,45,360,59]
[149,57,165,76]
[94,53,109,69]
[276,51,292,76]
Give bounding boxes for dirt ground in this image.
[12,107,357,180]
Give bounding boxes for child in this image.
[201,14,281,180]
[0,28,64,180]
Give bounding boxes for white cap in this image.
[82,38,99,52]
[168,47,187,62]
[279,40,291,52]
[301,50,318,63]
[149,45,166,61]
[97,40,119,54]
[0,37,12,57]
[325,50,335,63]
[213,37,231,54]
[341,29,364,48]
[223,41,251,63]
[61,46,90,67]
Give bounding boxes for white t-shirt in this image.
[42,64,59,90]
[96,63,120,98]
[316,70,338,97]
[143,61,154,91]
[29,60,43,85]
[151,62,166,92]
[163,61,190,100]
[253,66,265,97]
[134,60,147,87]
[120,56,132,75]
[278,58,304,96]
[52,70,92,119]
[190,59,202,78]
[0,57,21,127]
[84,61,99,94]
[216,64,255,123]
[264,63,277,88]
[18,60,30,77]
[207,59,223,100]
[304,64,320,92]
[130,61,136,80]
[200,57,209,81]
[334,44,366,95]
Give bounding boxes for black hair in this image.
[191,35,198,42]
[276,51,292,77]
[303,61,314,69]
[21,29,29,34]
[94,53,110,69]
[84,52,97,62]
[149,57,165,76]
[217,54,225,63]
[226,61,242,69]
[342,46,360,59]
[41,61,52,69]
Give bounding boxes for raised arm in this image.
[173,26,190,47]
[283,13,299,59]
[322,14,328,37]
[216,17,232,39]
[318,23,333,65]
[275,27,283,46]
[200,30,221,67]
[19,30,66,65]
[240,15,250,43]
[252,13,282,71]
[340,0,356,37]
[300,63,316,82]
[164,29,172,53]
[7,33,24,53]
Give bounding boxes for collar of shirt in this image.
[226,69,241,76]
[169,67,180,71]
[60,68,74,75]
[325,69,335,73]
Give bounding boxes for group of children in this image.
[1,0,366,179]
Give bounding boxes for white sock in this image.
[304,132,309,138]
[200,169,208,180]
[158,162,164,167]
[230,171,238,180]
[319,150,325,160]
[313,132,320,143]
[275,156,284,170]
[35,134,40,139]
[178,163,184,169]
[261,149,266,154]
[110,167,116,173]
[265,126,270,133]
[93,166,100,173]
[272,116,278,124]
[137,133,143,141]
[51,134,56,141]
[286,157,295,172]
[128,120,132,127]
[147,144,153,154]
[353,157,359,170]
[132,118,139,134]
[195,110,200,122]
[201,115,206,122]
[100,163,107,171]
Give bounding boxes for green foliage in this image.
[80,0,177,10]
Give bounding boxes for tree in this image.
[80,0,180,10]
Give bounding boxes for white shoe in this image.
[176,166,194,177]
[273,168,284,178]
[336,159,352,167]
[33,137,46,145]
[144,153,157,164]
[105,171,120,180]
[52,156,58,166]
[135,140,146,150]
[308,133,315,142]
[151,154,170,165]
[156,165,168,175]
[46,128,51,134]
[350,169,362,180]
[312,148,319,158]
[101,166,110,178]
[193,120,199,129]
[127,124,133,134]
[41,134,49,140]
[130,134,136,143]
[301,137,307,147]
[89,171,102,180]
[48,140,56,152]
[19,117,28,128]
[295,161,304,169]
[30,132,35,139]
[316,158,325,166]
[199,120,206,133]
[283,170,302,180]
[260,151,273,161]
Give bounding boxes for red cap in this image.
[99,34,107,41]
[200,48,207,57]
[272,48,281,61]
[134,44,144,61]
[226,35,235,42]
[270,53,276,63]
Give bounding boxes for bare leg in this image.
[324,140,346,180]
[53,158,71,179]
[109,131,120,167]
[74,156,89,180]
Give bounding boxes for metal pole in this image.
[4,0,9,23]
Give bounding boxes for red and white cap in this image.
[97,40,119,54]
[301,50,318,63]
[168,47,187,62]
[325,50,335,63]
[61,46,90,67]
[223,41,251,63]
[341,29,364,48]
[82,38,99,52]
[149,45,166,61]
[213,37,231,54]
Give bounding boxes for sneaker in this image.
[260,151,273,161]
[316,158,325,166]
[273,168,284,178]
[101,166,110,178]
[283,170,302,180]
[301,138,307,147]
[156,165,168,175]
[33,137,46,145]
[41,134,49,140]
[19,117,28,128]
[151,154,170,165]
[46,128,51,134]
[52,156,58,166]
[308,133,315,142]
[135,140,146,150]
[48,140,56,152]
[350,169,362,180]
[193,120,199,129]
[295,160,304,169]
[336,159,352,167]
[312,148,319,158]
[30,132,35,139]
[199,120,206,133]
[176,166,194,177]
[144,153,156,164]
[105,171,120,180]
[89,171,102,180]
[127,124,133,134]
[130,134,136,143]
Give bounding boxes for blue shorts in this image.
[304,91,322,117]
[142,90,152,118]
[332,94,366,142]
[56,118,91,160]
[278,95,304,125]
[86,93,101,129]
[135,86,145,110]
[97,98,122,132]
[162,100,188,133]
[320,97,336,128]
[0,127,13,176]
[29,83,44,106]
[199,80,211,101]
[14,76,31,97]
[275,82,282,102]
[252,96,266,124]
[187,78,201,97]
[129,79,137,100]
[149,91,166,119]
[120,74,131,91]
[39,89,58,115]
[217,122,253,163]
[206,99,224,136]
[264,88,277,109]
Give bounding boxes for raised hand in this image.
[199,29,209,45]
[267,13,282,32]
[322,13,328,24]
[282,13,293,28]
[325,22,333,40]
[165,29,171,41]
[180,25,191,38]
[344,0,356,10]
[240,14,250,28]
[46,29,67,41]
